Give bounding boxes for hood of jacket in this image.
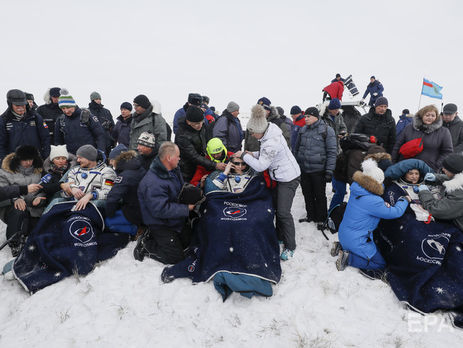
[352,170,384,196]
[1,152,42,175]
[413,113,443,134]
[443,172,463,193]
[114,150,142,173]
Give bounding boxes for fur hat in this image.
[58,89,76,108]
[16,145,40,161]
[133,94,151,109]
[7,89,27,107]
[90,91,101,101]
[443,154,463,174]
[137,131,156,148]
[186,106,204,122]
[361,158,385,184]
[49,145,69,161]
[247,105,268,134]
[76,145,98,161]
[49,87,61,98]
[226,101,239,113]
[202,95,210,104]
[188,93,202,106]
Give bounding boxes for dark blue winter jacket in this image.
[106,152,146,225]
[395,113,412,137]
[290,115,305,153]
[37,102,62,141]
[362,80,384,106]
[212,110,243,152]
[111,115,132,147]
[0,108,50,163]
[89,101,115,150]
[54,108,106,155]
[173,104,188,134]
[138,156,189,231]
[294,119,337,174]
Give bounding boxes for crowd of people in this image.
[1,77,463,301]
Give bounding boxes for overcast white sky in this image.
[1,0,461,121]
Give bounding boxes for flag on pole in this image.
[421,78,443,99]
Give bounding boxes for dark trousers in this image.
[300,171,327,223]
[6,208,30,246]
[272,177,300,251]
[144,224,191,265]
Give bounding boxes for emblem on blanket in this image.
[222,202,248,220]
[68,216,96,247]
[418,233,449,265]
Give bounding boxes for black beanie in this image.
[443,154,463,174]
[133,95,151,109]
[186,106,204,122]
[304,107,319,118]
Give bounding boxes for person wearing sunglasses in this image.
[207,155,254,193]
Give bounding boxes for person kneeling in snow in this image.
[418,153,463,231]
[334,158,410,271]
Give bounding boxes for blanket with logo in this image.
[375,183,463,327]
[163,176,281,296]
[12,201,129,293]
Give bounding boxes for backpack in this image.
[399,138,423,159]
[326,202,347,234]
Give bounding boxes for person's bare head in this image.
[159,142,180,171]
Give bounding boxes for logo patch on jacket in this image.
[69,217,96,246]
[43,122,48,129]
[104,179,114,186]
[114,176,123,184]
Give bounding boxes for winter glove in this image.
[424,173,436,182]
[418,185,429,192]
[359,99,366,106]
[325,172,332,183]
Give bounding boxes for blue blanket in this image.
[375,183,463,326]
[13,201,129,293]
[164,176,281,290]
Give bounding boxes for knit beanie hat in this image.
[137,131,156,148]
[58,89,77,108]
[374,96,388,107]
[402,109,410,115]
[361,158,385,184]
[246,104,268,134]
[120,102,132,111]
[49,145,69,161]
[226,101,240,113]
[25,92,34,101]
[442,154,463,174]
[257,97,271,111]
[186,106,204,122]
[328,98,342,110]
[76,144,98,161]
[109,143,128,160]
[133,94,151,109]
[90,91,101,101]
[290,106,302,115]
[304,107,320,118]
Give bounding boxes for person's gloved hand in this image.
[418,184,430,192]
[325,172,332,183]
[424,173,436,182]
[359,99,366,106]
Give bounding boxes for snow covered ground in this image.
[0,186,461,348]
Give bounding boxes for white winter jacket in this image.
[243,123,300,182]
